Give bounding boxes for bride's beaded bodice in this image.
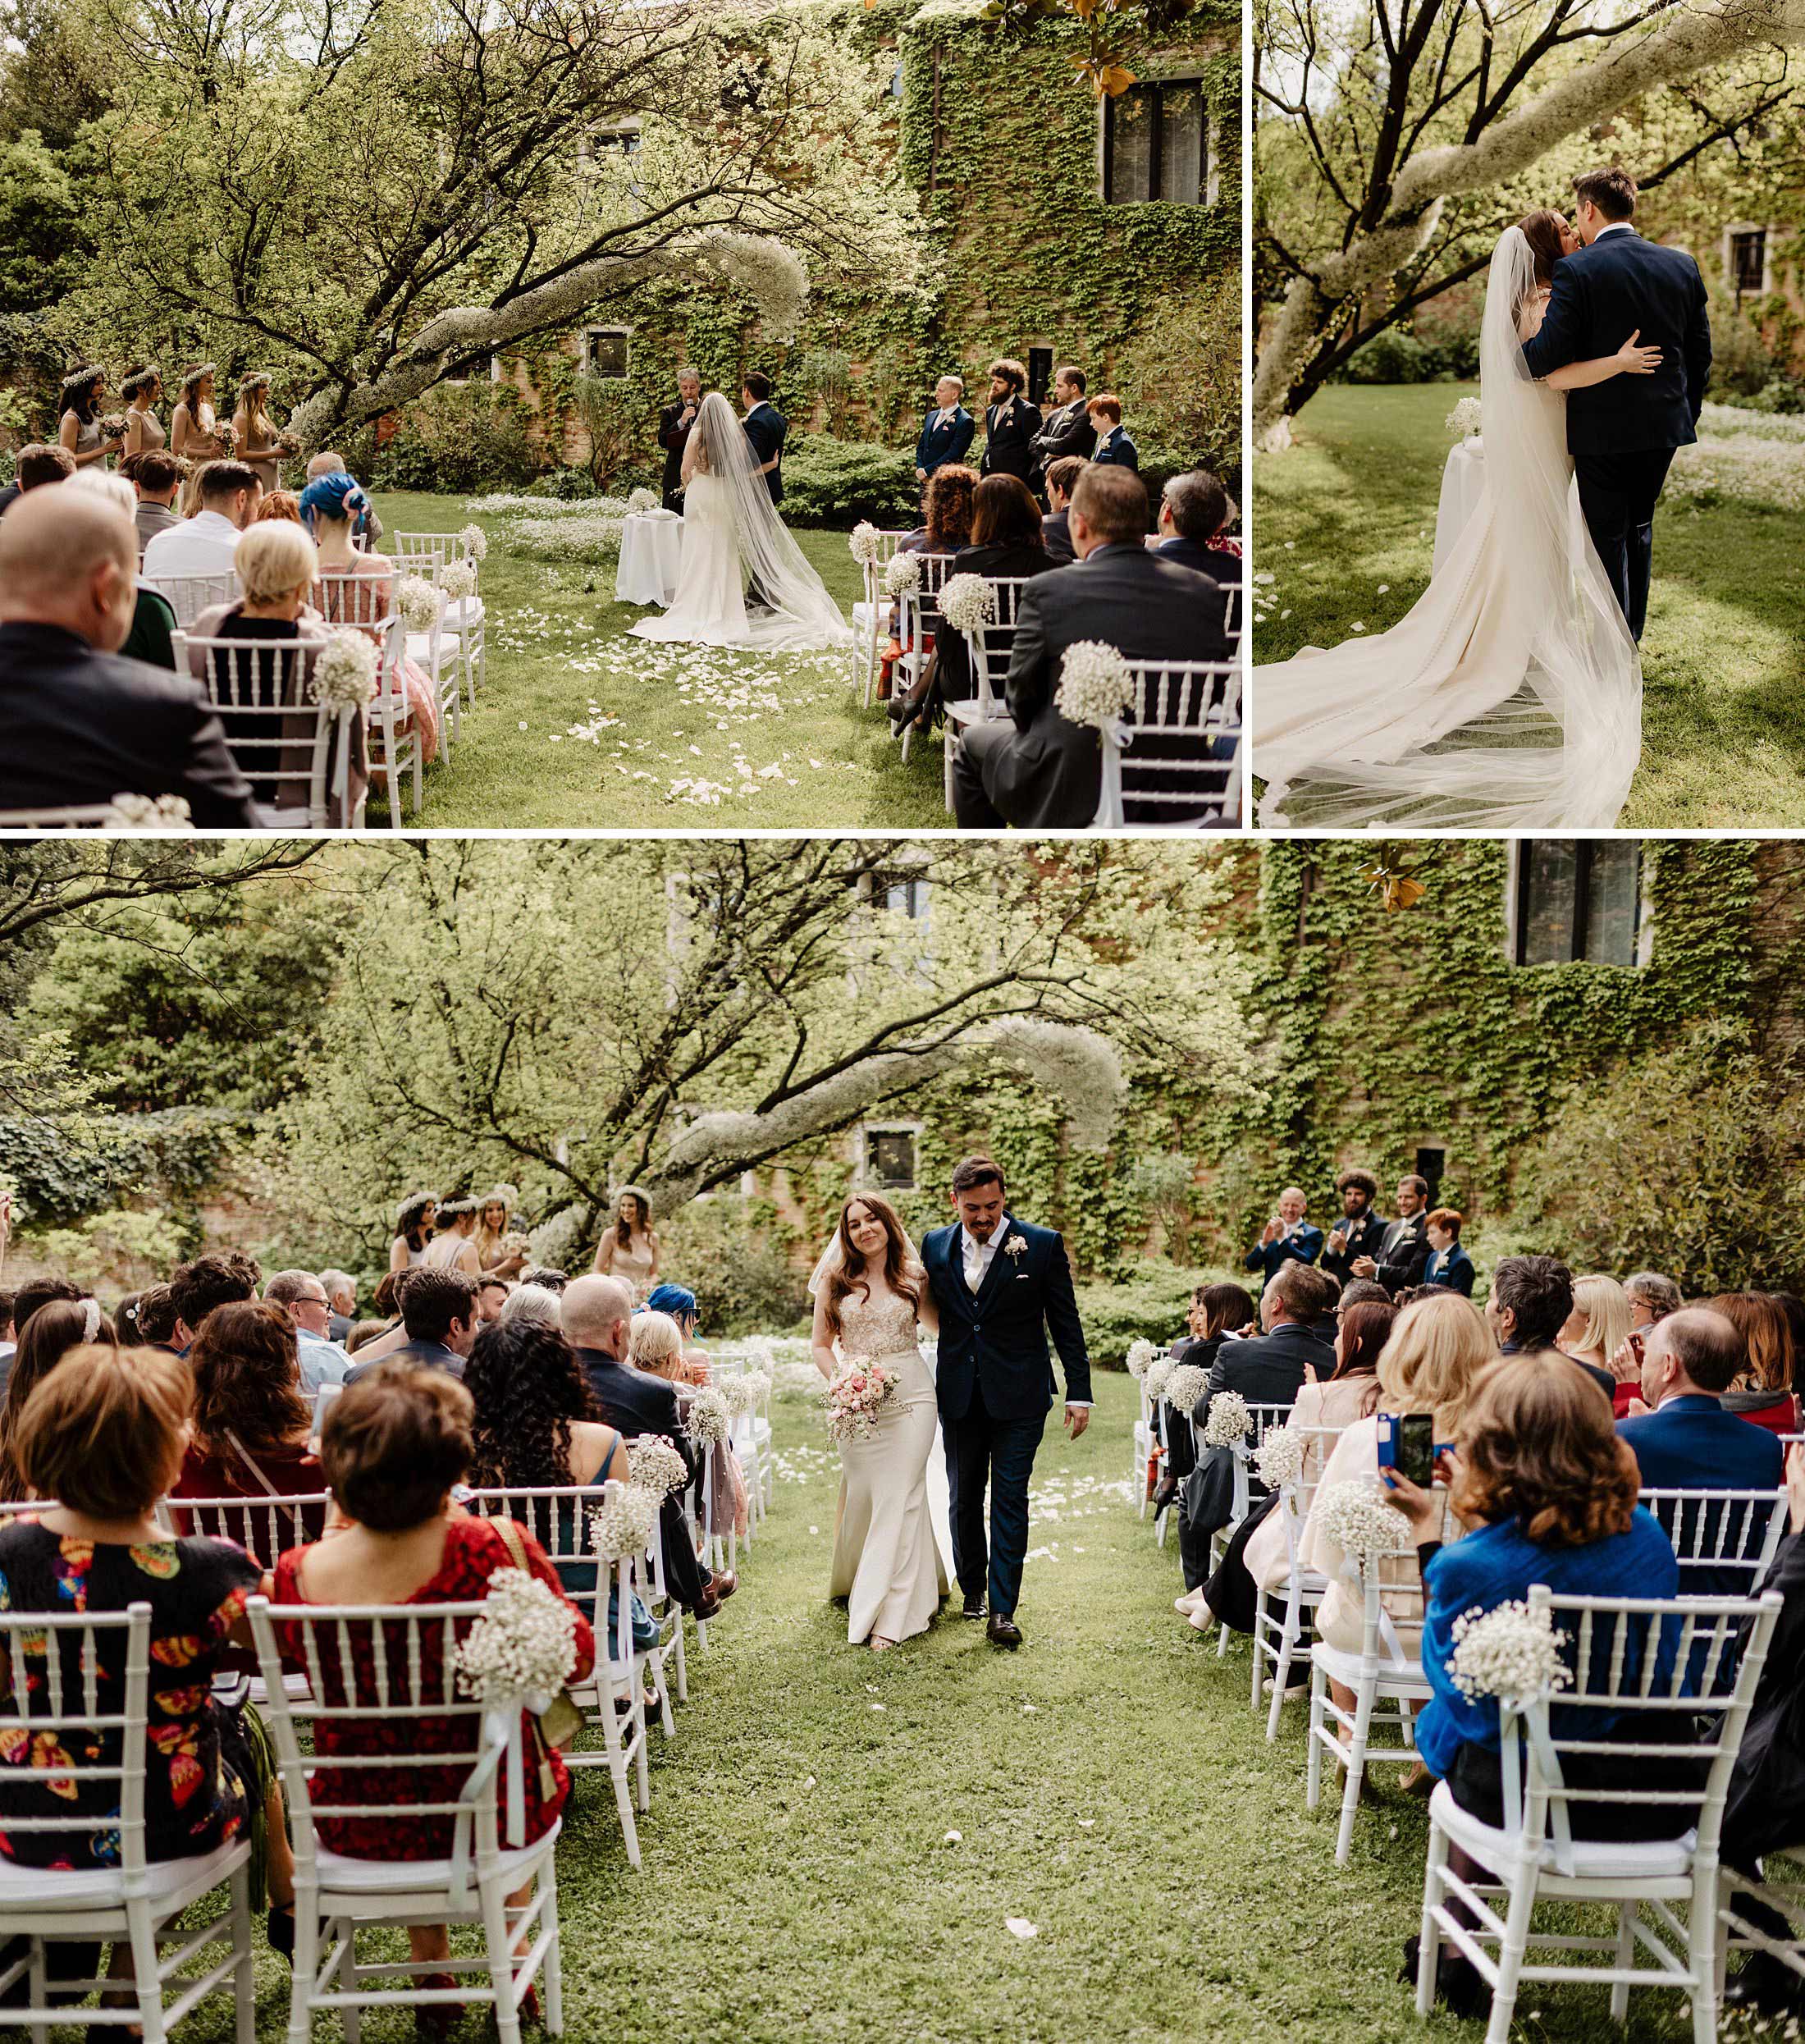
[838,1285,921,1362]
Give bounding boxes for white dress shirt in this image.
[959,1218,1090,1406]
[141,510,244,583]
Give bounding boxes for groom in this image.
[1520,165,1711,642]
[922,1155,1090,1649]
[741,372,787,610]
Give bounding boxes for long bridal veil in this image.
[1254,226,1642,829]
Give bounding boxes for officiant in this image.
[657,368,703,513]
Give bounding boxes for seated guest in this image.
[1560,1273,1631,1396]
[270,1365,589,1996]
[1350,1173,1431,1295]
[561,1276,733,1616]
[1242,1187,1323,1293]
[520,1266,569,1295]
[70,469,179,669]
[499,1283,565,1332]
[1711,1292,1802,1436]
[1158,470,1240,585]
[142,458,263,581]
[915,375,976,482]
[1618,1306,1784,1592]
[0,1297,113,1497]
[169,1301,327,1550]
[0,1343,296,1972]
[631,1309,747,1539]
[0,441,75,520]
[345,1269,477,1383]
[304,450,382,545]
[644,1282,711,1376]
[0,488,259,825]
[472,1274,509,1326]
[1027,367,1096,494]
[898,462,976,557]
[133,1283,180,1352]
[1319,1168,1387,1283]
[978,359,1039,482]
[1155,1282,1257,1509]
[1040,455,1088,564]
[1607,1269,1685,1411]
[263,1269,354,1390]
[1482,1251,1615,1402]
[130,450,185,558]
[168,1251,258,1351]
[1422,1209,1475,1294]
[1085,394,1138,470]
[889,473,1058,730]
[322,1270,359,1344]
[1175,1262,1339,1596]
[255,488,304,524]
[951,466,1232,830]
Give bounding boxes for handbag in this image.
[491,1517,587,1752]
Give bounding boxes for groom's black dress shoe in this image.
[987,1612,1021,1650]
[961,1594,985,1621]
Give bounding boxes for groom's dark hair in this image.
[742,370,774,402]
[1573,167,1636,222]
[952,1155,1005,1195]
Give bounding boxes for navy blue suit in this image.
[1618,1392,1784,1597]
[1090,427,1139,471]
[1519,225,1711,642]
[1242,1223,1323,1293]
[916,405,975,477]
[923,1215,1090,1616]
[742,402,787,505]
[1422,1243,1475,1296]
[1159,534,1235,584]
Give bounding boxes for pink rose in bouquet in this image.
[823,1361,898,1444]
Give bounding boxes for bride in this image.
[629,390,852,652]
[811,1193,949,1649]
[1255,209,1657,830]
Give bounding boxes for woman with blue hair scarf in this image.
[642,1283,710,1378]
[299,472,440,761]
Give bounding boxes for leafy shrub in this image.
[1076,1265,1242,1369]
[780,433,921,528]
[370,386,538,494]
[1711,303,1782,400]
[1339,327,1451,385]
[531,468,610,501]
[659,1201,811,1337]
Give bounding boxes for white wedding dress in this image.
[1254,226,1642,830]
[826,1287,951,1645]
[628,391,852,653]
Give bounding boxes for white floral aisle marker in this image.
[1125,1338,1158,1379]
[1311,1478,1414,1557]
[1448,1599,1573,1708]
[1254,1425,1305,1488]
[1163,1363,1210,1415]
[309,629,379,709]
[1201,1388,1252,1448]
[450,1565,581,1844]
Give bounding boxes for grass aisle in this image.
[366,492,946,830]
[1252,385,1805,830]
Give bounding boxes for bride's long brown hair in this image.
[821,1193,921,1343]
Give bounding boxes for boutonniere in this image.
[1003,1235,1027,1260]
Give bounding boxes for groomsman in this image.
[916,375,976,482]
[1319,1168,1386,1283]
[1040,456,1088,564]
[1351,1173,1432,1296]
[657,368,702,512]
[1242,1187,1323,1294]
[979,359,1040,482]
[1027,366,1096,495]
[1087,395,1139,470]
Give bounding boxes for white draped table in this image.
[615,510,684,606]
[1433,437,1487,574]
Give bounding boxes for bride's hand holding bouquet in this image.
[823,1360,898,1444]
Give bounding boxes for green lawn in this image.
[366,492,946,829]
[1252,384,1805,829]
[170,1373,1716,2042]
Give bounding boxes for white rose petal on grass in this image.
[944,1829,962,1844]
[871,1703,886,1713]
[1005,1919,1039,1941]
[1377,583,1390,594]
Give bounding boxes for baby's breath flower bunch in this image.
[683,1384,733,1450]
[1142,1356,1175,1403]
[884,552,923,598]
[937,572,997,637]
[396,574,442,633]
[1446,396,1483,439]
[1254,1426,1306,1488]
[627,487,660,513]
[1201,1388,1251,1448]
[848,521,883,566]
[1448,1600,1574,1707]
[458,522,489,562]
[309,629,380,709]
[588,1479,662,1563]
[1053,641,1136,729]
[451,1566,579,1705]
[1163,1362,1211,1414]
[1313,1478,1414,1558]
[102,792,194,830]
[1125,1338,1158,1379]
[624,1434,689,1496]
[437,560,478,602]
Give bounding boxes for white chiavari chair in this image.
[0,806,120,830]
[940,576,1034,811]
[314,574,418,822]
[1640,1487,1788,1598]
[1249,1424,1346,1736]
[1199,1402,1300,1653]
[852,530,910,706]
[144,570,240,630]
[893,552,958,758]
[185,636,362,827]
[0,1603,256,2041]
[248,1594,565,2044]
[1095,658,1242,830]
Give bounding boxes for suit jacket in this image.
[657,398,698,509]
[986,545,1232,828]
[0,622,260,826]
[1242,1224,1323,1292]
[1090,426,1139,471]
[921,1214,1090,1424]
[1159,534,1235,584]
[135,500,180,560]
[1041,510,1075,565]
[575,1347,699,1487]
[980,395,1040,482]
[1519,226,1711,460]
[1422,1244,1476,1296]
[1195,1320,1335,1423]
[742,403,787,505]
[345,1335,465,1383]
[916,405,976,477]
[1027,400,1096,485]
[1319,1209,1386,1282]
[1374,1213,1430,1296]
[1618,1395,1784,1598]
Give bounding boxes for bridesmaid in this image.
[171,363,226,464]
[121,366,167,461]
[592,1188,659,1299]
[233,373,286,496]
[57,365,121,469]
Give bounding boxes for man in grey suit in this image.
[951,466,1231,830]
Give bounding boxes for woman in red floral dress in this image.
[272,1361,592,2027]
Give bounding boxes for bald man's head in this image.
[561,1274,634,1356]
[0,487,138,652]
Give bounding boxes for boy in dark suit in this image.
[1086,394,1138,471]
[1420,1208,1475,1295]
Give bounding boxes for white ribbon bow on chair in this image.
[1093,719,1133,830]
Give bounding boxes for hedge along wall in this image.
[490,0,1239,466]
[738,839,1795,1283]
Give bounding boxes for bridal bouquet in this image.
[625,1434,690,1497]
[1200,1388,1251,1447]
[588,1479,663,1563]
[1163,1362,1211,1415]
[1054,641,1136,730]
[1447,1599,1573,1707]
[451,1566,580,1707]
[1311,1478,1414,1559]
[628,487,659,514]
[396,574,443,632]
[823,1361,897,1444]
[937,572,996,638]
[457,523,489,563]
[308,629,380,709]
[437,560,479,603]
[1446,396,1483,441]
[683,1383,733,1451]
[884,552,922,599]
[102,792,194,831]
[848,521,882,567]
